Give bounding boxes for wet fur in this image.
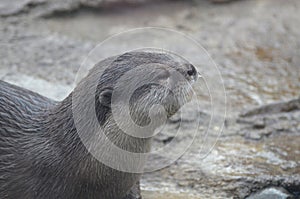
[0,52,194,199]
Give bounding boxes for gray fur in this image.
[0,51,197,199]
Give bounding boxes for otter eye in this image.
[99,88,113,107]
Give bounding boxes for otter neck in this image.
[41,94,146,198]
[45,92,152,161]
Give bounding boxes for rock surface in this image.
[0,0,161,17]
[246,187,293,199]
[0,0,299,198]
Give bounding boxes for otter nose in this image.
[186,64,197,78]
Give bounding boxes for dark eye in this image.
[186,64,197,77]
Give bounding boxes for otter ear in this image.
[99,88,113,107]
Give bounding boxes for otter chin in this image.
[0,51,198,199]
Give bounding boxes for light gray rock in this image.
[246,187,293,199]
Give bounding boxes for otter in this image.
[0,51,198,199]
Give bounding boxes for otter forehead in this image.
[97,51,197,88]
[108,52,181,74]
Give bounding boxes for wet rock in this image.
[1,0,300,198]
[244,131,263,140]
[241,97,300,118]
[0,0,52,16]
[246,187,293,199]
[235,99,300,141]
[0,0,158,17]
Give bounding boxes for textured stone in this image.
[0,0,299,198]
[246,187,293,199]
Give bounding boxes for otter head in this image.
[94,51,198,139]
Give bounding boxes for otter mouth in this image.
[128,71,198,127]
[161,64,199,118]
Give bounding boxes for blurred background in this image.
[0,0,299,198]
